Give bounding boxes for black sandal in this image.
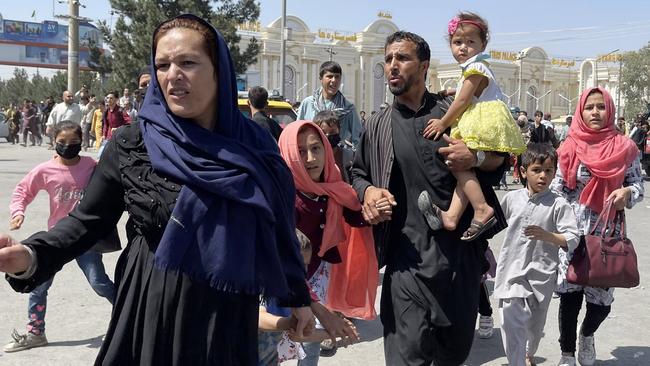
[461,216,497,241]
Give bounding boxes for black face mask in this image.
[327,133,341,148]
[56,142,82,160]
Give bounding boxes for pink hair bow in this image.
[448,17,460,35]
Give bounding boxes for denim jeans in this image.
[297,341,321,366]
[27,250,115,335]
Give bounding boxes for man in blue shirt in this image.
[297,61,362,147]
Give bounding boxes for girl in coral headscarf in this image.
[551,87,644,366]
[279,121,383,365]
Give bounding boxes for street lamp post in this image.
[324,45,337,61]
[504,89,518,108]
[526,90,552,112]
[516,51,527,109]
[296,82,308,102]
[558,93,578,115]
[279,0,287,99]
[594,48,619,88]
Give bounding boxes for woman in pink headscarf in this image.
[551,87,644,366]
[279,121,382,365]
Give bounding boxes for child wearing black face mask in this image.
[313,111,353,183]
[5,121,115,353]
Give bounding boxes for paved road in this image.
[0,141,649,365]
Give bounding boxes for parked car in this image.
[237,96,297,128]
[0,112,10,142]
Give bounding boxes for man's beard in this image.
[388,74,413,96]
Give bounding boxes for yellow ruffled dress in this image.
[450,54,526,155]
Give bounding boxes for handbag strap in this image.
[589,199,615,238]
[616,210,627,238]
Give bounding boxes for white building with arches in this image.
[237,15,399,113]
[237,17,624,118]
[435,47,583,117]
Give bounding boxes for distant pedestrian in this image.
[556,116,571,144]
[5,102,21,144]
[313,110,353,182]
[4,121,115,353]
[118,88,133,108]
[297,61,363,147]
[80,95,97,150]
[615,117,627,135]
[530,110,557,147]
[91,102,105,150]
[99,91,131,156]
[248,86,283,141]
[20,99,41,147]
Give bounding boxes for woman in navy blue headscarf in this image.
[1,14,314,365]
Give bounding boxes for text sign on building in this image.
[489,50,519,62]
[0,17,103,71]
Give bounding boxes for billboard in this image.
[0,13,104,71]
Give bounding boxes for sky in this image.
[2,0,650,80]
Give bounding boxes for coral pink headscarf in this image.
[557,87,638,215]
[278,121,362,256]
[279,120,378,319]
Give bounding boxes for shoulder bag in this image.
[566,200,639,288]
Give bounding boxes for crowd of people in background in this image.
[0,10,647,366]
[3,84,148,153]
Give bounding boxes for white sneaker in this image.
[578,334,596,365]
[558,355,576,366]
[477,315,494,338]
[3,330,48,353]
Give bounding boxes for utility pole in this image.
[279,0,287,99]
[516,52,527,110]
[67,0,79,93]
[56,0,89,94]
[324,45,337,61]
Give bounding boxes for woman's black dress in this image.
[6,122,310,365]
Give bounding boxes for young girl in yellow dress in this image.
[420,12,526,240]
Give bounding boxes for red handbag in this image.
[566,201,640,288]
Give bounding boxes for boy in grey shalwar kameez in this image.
[493,144,580,366]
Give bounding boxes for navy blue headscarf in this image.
[139,14,304,298]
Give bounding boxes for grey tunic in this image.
[494,188,580,304]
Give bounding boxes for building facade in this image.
[435,47,583,117]
[237,15,398,113]
[237,16,623,117]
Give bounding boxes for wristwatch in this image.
[473,150,486,168]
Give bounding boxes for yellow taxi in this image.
[237,98,297,128]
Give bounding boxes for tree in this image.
[4,69,31,104]
[99,0,260,90]
[88,39,113,91]
[620,43,650,120]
